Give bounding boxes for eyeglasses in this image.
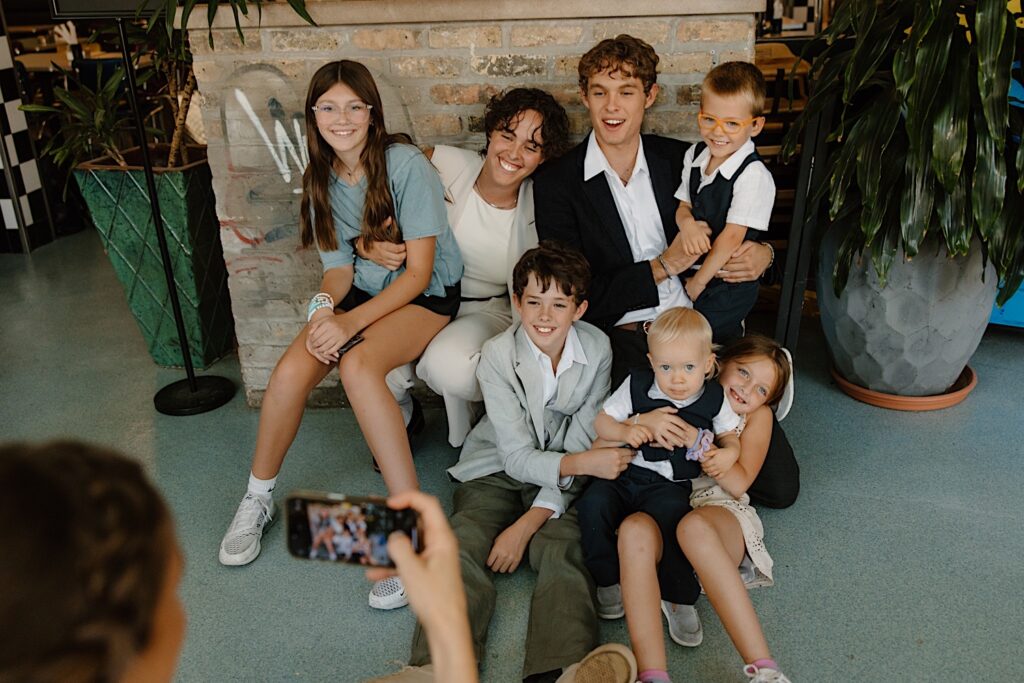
[697,111,758,134]
[311,102,373,123]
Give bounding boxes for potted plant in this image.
[783,0,1023,404]
[21,1,313,369]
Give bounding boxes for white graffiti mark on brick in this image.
[234,88,308,190]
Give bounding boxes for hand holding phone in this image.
[286,491,421,568]
[366,492,470,635]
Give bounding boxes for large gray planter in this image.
[817,222,997,395]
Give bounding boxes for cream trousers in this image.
[386,296,513,447]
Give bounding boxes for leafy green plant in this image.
[141,0,316,167]
[23,1,314,171]
[783,0,1024,305]
[21,66,134,175]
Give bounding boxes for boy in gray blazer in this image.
[407,242,634,682]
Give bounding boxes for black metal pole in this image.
[775,92,837,351]
[116,17,235,415]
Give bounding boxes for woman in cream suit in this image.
[360,89,571,446]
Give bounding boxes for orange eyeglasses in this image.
[696,111,760,134]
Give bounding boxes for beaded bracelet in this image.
[762,241,775,269]
[307,292,335,321]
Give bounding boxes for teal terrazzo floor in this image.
[2,228,1022,682]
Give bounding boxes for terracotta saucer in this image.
[830,365,977,411]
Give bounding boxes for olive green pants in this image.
[409,473,598,678]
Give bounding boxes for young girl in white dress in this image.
[619,334,795,683]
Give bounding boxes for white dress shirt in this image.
[523,326,589,516]
[583,135,692,326]
[674,138,775,233]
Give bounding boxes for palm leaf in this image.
[855,84,902,219]
[842,4,901,104]
[972,108,1008,240]
[930,28,971,191]
[975,0,1011,152]
[782,50,849,161]
[861,128,907,247]
[870,200,902,287]
[832,205,865,295]
[904,2,953,157]
[899,144,935,258]
[286,0,317,27]
[936,172,973,256]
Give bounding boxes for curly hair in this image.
[578,34,660,94]
[512,240,591,305]
[482,87,571,161]
[0,441,171,683]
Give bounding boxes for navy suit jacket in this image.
[534,133,690,329]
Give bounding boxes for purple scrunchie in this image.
[685,428,715,462]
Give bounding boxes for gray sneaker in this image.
[661,600,702,647]
[596,584,625,620]
[219,493,275,566]
[744,665,792,683]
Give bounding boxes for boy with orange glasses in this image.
[673,61,774,343]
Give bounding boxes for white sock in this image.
[247,472,276,498]
[385,364,415,425]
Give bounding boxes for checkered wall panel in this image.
[783,0,817,32]
[0,9,53,253]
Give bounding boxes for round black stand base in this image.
[154,376,237,416]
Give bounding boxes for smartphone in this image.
[285,491,421,568]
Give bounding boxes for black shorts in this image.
[339,282,461,320]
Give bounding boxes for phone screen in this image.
[285,491,421,568]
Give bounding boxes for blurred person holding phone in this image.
[0,441,477,683]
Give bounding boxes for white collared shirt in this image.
[523,325,588,517]
[674,138,775,232]
[524,325,588,406]
[602,375,742,481]
[583,135,692,326]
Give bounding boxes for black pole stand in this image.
[774,91,837,351]
[116,18,235,415]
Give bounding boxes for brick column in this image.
[187,1,762,406]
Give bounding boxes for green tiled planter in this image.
[74,149,234,369]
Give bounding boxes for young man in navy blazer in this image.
[534,34,775,385]
[534,36,799,511]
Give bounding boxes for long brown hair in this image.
[300,60,411,251]
[718,334,792,408]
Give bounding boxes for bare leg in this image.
[677,508,770,662]
[339,304,448,494]
[251,325,335,479]
[619,512,667,673]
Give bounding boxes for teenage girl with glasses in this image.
[218,61,463,611]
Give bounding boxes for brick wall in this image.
[187,3,759,406]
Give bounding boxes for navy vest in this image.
[629,366,724,480]
[688,142,763,265]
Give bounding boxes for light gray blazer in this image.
[447,320,612,512]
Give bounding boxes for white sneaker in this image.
[218,493,275,566]
[596,583,625,620]
[369,576,409,610]
[744,664,792,683]
[661,600,703,647]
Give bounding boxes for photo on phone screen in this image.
[286,492,421,568]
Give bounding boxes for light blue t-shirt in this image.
[317,143,463,297]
